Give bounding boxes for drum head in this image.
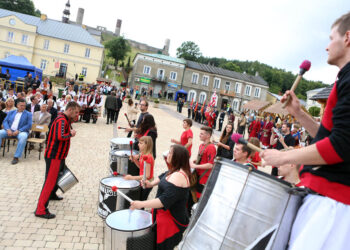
[110,150,139,157]
[100,176,140,189]
[106,209,152,231]
[162,150,169,158]
[110,138,134,146]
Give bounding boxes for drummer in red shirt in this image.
[171,118,193,157]
[190,126,216,200]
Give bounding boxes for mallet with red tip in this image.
[282,60,311,108]
[142,155,148,189]
[231,133,262,153]
[111,186,133,203]
[124,113,132,127]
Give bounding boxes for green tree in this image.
[308,106,321,117]
[176,41,202,61]
[221,62,242,72]
[0,0,41,16]
[104,36,131,67]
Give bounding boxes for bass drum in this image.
[180,158,302,250]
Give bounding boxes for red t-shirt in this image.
[181,129,193,156]
[139,153,154,180]
[196,144,216,185]
[250,151,261,169]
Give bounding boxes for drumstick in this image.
[142,155,148,189]
[238,137,262,153]
[130,141,133,156]
[124,113,132,127]
[118,126,127,129]
[282,60,311,108]
[112,186,133,203]
[113,171,125,177]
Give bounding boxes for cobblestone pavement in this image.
[0,102,221,250]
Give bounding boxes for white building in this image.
[306,87,325,110]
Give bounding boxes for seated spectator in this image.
[4,98,16,113]
[25,88,33,103]
[61,95,72,112]
[0,101,7,127]
[15,92,25,106]
[26,96,40,114]
[5,88,16,100]
[46,99,57,126]
[0,99,32,164]
[56,94,66,111]
[30,104,51,150]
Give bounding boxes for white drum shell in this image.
[57,168,79,193]
[104,210,153,250]
[110,138,134,151]
[180,158,301,250]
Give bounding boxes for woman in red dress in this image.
[249,116,261,138]
[260,116,273,147]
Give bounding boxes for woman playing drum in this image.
[130,145,191,250]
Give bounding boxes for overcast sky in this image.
[32,0,349,84]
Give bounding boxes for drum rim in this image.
[110,138,135,144]
[217,157,293,187]
[109,150,138,157]
[57,167,79,184]
[100,176,140,188]
[105,209,153,231]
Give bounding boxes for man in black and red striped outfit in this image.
[261,12,350,249]
[35,102,80,219]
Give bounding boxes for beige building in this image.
[0,8,104,83]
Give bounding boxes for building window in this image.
[82,67,87,76]
[235,82,241,94]
[245,85,252,96]
[213,78,221,89]
[254,87,261,98]
[169,71,177,81]
[21,34,28,45]
[191,73,199,84]
[233,100,240,111]
[7,32,14,42]
[188,90,197,102]
[43,40,50,50]
[143,65,151,75]
[199,92,206,104]
[85,48,90,58]
[202,75,209,86]
[64,44,70,54]
[225,82,230,91]
[40,59,47,70]
[157,69,165,80]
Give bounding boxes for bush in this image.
[126,95,131,98]
[308,106,320,117]
[154,99,160,104]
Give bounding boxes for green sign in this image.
[140,77,151,84]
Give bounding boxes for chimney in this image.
[115,19,122,36]
[163,39,170,55]
[40,14,47,21]
[76,8,84,25]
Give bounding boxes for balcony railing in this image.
[220,89,236,97]
[152,75,167,83]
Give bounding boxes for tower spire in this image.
[62,0,71,23]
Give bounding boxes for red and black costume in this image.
[35,113,72,215]
[299,62,350,205]
[196,143,216,199]
[249,120,261,138]
[153,172,189,250]
[260,121,273,147]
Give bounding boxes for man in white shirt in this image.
[0,99,32,164]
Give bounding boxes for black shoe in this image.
[35,212,56,219]
[11,157,19,165]
[50,195,63,201]
[106,122,109,124]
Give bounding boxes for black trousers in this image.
[218,119,224,131]
[114,110,120,123]
[188,109,191,118]
[84,108,92,122]
[106,109,114,124]
[127,120,136,138]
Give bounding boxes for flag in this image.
[200,100,206,113]
[190,98,193,108]
[210,91,218,107]
[194,102,198,112]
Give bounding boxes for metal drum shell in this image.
[110,138,135,151]
[57,167,79,193]
[109,150,139,176]
[180,158,302,250]
[104,209,153,250]
[98,177,141,219]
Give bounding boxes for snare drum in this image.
[110,138,135,150]
[109,150,139,176]
[98,176,141,219]
[57,167,79,193]
[105,209,154,250]
[180,158,302,250]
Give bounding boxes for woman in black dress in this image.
[131,145,191,250]
[215,123,234,160]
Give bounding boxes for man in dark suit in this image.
[104,91,118,124]
[46,99,57,128]
[114,93,123,123]
[26,96,40,114]
[0,99,32,164]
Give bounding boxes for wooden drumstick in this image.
[124,113,132,127]
[282,60,311,108]
[118,126,127,129]
[112,186,133,203]
[238,137,262,153]
[142,155,148,189]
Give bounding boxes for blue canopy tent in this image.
[0,55,42,81]
[175,89,188,101]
